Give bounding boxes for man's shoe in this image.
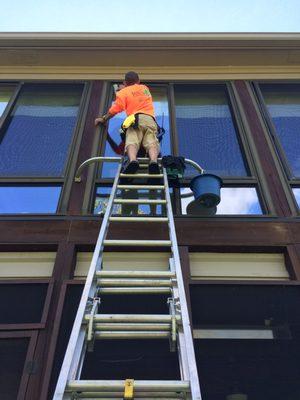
[149,161,160,175]
[122,160,139,174]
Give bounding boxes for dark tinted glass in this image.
[0,84,83,177]
[0,284,48,324]
[101,86,170,178]
[0,185,61,213]
[0,337,29,400]
[192,285,300,400]
[260,83,300,177]
[174,84,248,177]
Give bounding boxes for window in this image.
[191,284,300,400]
[174,83,265,216]
[292,187,300,209]
[0,83,83,177]
[0,283,48,325]
[256,83,300,213]
[258,83,300,178]
[181,187,263,215]
[174,84,249,177]
[0,185,61,214]
[0,82,86,214]
[0,334,32,400]
[94,186,167,216]
[91,82,265,216]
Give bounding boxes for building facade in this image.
[0,33,300,399]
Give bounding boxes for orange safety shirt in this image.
[108,84,155,117]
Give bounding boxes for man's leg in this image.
[127,144,138,162]
[148,144,159,163]
[123,128,142,174]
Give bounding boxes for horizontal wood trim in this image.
[1,65,300,80]
[0,219,299,246]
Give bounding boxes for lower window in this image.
[181,187,263,215]
[0,185,61,214]
[191,284,300,399]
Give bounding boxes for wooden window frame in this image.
[0,278,53,331]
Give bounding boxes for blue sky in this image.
[0,0,299,32]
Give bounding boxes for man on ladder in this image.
[95,71,160,174]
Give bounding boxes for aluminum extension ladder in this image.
[53,157,202,400]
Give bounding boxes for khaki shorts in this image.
[125,114,160,153]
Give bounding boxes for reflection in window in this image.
[101,86,170,178]
[94,186,166,216]
[292,188,300,208]
[0,186,61,214]
[260,83,300,177]
[181,187,262,215]
[0,84,84,177]
[0,85,15,117]
[174,84,248,177]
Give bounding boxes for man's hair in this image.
[125,71,140,85]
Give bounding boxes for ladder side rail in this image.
[53,163,122,400]
[163,168,203,400]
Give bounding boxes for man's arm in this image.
[95,90,126,126]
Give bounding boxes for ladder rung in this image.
[75,392,184,399]
[103,240,172,247]
[66,380,190,393]
[120,173,163,178]
[97,278,174,287]
[98,287,171,294]
[93,323,171,331]
[84,314,179,323]
[117,185,165,189]
[109,216,168,222]
[114,199,166,204]
[94,331,170,339]
[96,271,175,278]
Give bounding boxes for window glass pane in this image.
[94,186,167,217]
[0,284,48,324]
[181,187,262,215]
[191,285,300,399]
[101,86,170,178]
[0,186,61,214]
[0,84,83,177]
[260,83,300,177]
[174,84,249,177]
[0,85,15,117]
[292,187,300,208]
[0,337,29,400]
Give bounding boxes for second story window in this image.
[0,82,86,214]
[174,84,249,177]
[257,83,300,212]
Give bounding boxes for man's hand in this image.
[94,116,107,127]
